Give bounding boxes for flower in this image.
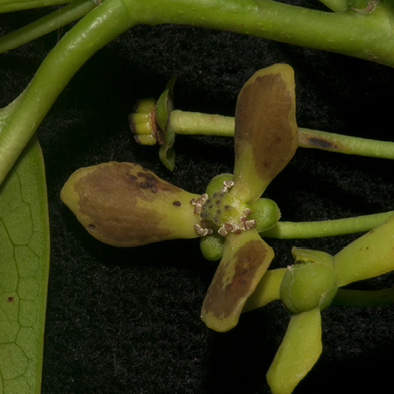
[61,63,298,332]
[243,214,394,394]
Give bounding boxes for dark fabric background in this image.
[1,2,394,393]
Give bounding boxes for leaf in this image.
[232,64,298,202]
[266,307,322,394]
[201,229,274,332]
[0,137,49,394]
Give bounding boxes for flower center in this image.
[191,180,256,237]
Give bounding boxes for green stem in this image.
[0,0,70,13]
[0,0,136,185]
[0,0,98,53]
[333,287,394,306]
[4,0,394,185]
[169,110,235,138]
[261,211,394,239]
[318,0,349,12]
[169,110,394,159]
[132,0,394,68]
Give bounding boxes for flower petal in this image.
[266,307,322,394]
[243,268,287,312]
[201,229,274,332]
[61,162,200,247]
[232,64,298,202]
[334,213,394,286]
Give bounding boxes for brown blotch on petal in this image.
[235,68,298,183]
[73,163,182,245]
[203,239,268,320]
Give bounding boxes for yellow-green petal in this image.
[61,162,201,247]
[334,213,394,286]
[232,63,298,202]
[201,229,274,332]
[267,307,322,394]
[243,268,287,312]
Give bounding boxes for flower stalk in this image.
[131,103,394,162]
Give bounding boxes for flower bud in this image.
[280,250,338,315]
[129,99,162,145]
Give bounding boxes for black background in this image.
[1,2,394,393]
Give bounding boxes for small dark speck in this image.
[88,224,96,230]
[139,182,149,188]
[173,201,182,207]
[7,296,14,302]
[128,174,137,181]
[150,186,158,193]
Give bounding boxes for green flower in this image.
[244,214,394,394]
[61,63,298,332]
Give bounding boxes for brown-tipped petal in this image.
[61,162,201,247]
[232,64,298,202]
[201,229,274,332]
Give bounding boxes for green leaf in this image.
[0,137,49,394]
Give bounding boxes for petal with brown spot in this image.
[232,64,298,202]
[60,162,201,247]
[201,229,274,332]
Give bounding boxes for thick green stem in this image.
[261,211,394,239]
[0,0,98,53]
[169,110,394,159]
[131,0,394,68]
[3,0,394,185]
[0,0,135,185]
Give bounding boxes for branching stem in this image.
[0,0,98,52]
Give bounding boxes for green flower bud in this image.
[129,99,162,146]
[247,198,280,233]
[204,173,233,196]
[280,250,338,315]
[61,162,201,247]
[200,232,225,261]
